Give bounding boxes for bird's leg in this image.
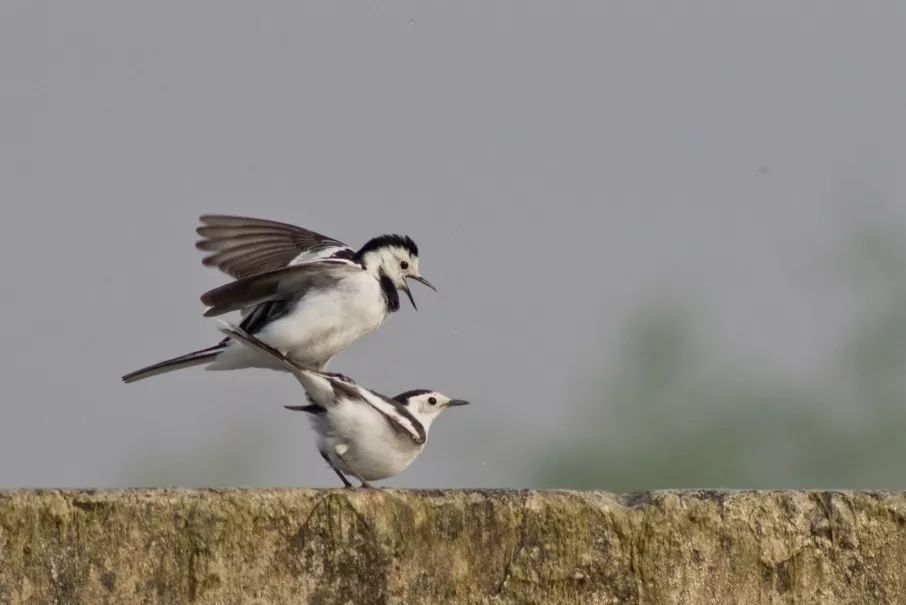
[332,468,354,488]
[332,444,376,489]
[320,451,352,488]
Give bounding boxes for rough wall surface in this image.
[0,489,904,604]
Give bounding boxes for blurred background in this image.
[2,2,905,490]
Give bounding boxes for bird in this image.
[122,215,436,383]
[217,322,470,488]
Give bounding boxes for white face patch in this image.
[334,443,349,456]
[361,246,417,288]
[411,394,446,419]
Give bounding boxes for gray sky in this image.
[2,1,905,488]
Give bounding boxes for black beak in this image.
[402,284,418,310]
[409,275,437,292]
[447,399,470,407]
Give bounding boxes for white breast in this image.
[210,271,387,371]
[315,399,425,481]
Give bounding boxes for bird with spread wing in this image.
[123,215,435,383]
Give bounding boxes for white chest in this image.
[313,403,425,481]
[260,272,388,367]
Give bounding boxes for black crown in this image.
[355,234,419,259]
[393,389,432,404]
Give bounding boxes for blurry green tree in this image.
[539,221,906,489]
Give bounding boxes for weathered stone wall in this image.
[0,489,904,604]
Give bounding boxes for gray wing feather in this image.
[201,260,358,317]
[196,214,352,278]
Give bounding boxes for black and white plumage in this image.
[218,323,469,488]
[122,215,436,383]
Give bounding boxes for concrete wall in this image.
[1,489,904,604]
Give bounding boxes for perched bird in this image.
[217,323,470,488]
[122,215,435,383]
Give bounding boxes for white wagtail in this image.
[218,322,469,488]
[122,215,436,383]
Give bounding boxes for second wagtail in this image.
[219,322,470,488]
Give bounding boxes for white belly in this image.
[209,272,387,371]
[313,404,424,481]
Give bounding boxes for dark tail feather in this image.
[285,404,323,414]
[122,344,226,383]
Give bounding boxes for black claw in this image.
[324,372,355,383]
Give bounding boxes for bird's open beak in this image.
[409,275,437,292]
[402,284,418,310]
[402,276,436,310]
[447,399,471,407]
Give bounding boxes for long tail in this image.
[121,343,227,383]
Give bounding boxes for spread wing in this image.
[200,260,360,317]
[196,214,356,279]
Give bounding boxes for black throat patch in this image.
[378,270,400,313]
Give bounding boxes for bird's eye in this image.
[428,397,437,405]
[400,261,409,270]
